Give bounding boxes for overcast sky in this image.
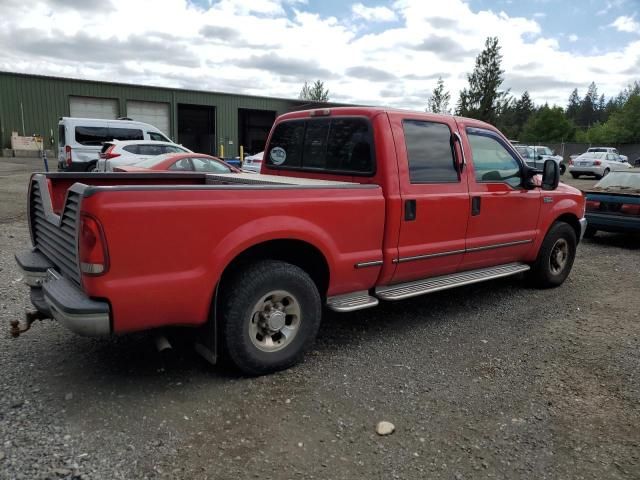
[1,0,639,109]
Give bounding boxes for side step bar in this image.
[375,262,530,301]
[326,291,379,312]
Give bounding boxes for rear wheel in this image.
[219,260,321,375]
[571,173,580,179]
[559,163,566,175]
[603,168,610,177]
[85,161,98,173]
[529,222,577,288]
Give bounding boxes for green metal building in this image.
[0,71,338,157]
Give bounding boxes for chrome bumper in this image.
[16,251,111,336]
[579,217,588,240]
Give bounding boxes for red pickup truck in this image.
[15,107,586,375]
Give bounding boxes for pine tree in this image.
[427,77,451,114]
[566,88,580,121]
[578,82,598,127]
[299,80,330,102]
[454,37,508,123]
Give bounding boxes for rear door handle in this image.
[404,199,417,221]
[471,196,481,216]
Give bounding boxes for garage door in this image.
[69,96,118,119]
[127,101,170,136]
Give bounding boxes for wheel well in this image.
[554,214,581,241]
[219,239,330,299]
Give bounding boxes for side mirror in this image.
[541,159,559,190]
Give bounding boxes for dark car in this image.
[583,171,640,237]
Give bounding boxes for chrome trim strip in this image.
[393,240,533,264]
[354,260,384,269]
[465,239,532,253]
[392,249,465,264]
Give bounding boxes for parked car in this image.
[243,151,264,173]
[568,152,631,179]
[530,146,565,175]
[515,145,565,174]
[96,140,191,171]
[583,171,640,237]
[15,107,586,376]
[587,147,628,163]
[57,117,172,172]
[113,153,239,173]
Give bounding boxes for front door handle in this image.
[471,196,481,216]
[404,199,417,221]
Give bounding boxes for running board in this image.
[326,291,379,312]
[375,262,531,301]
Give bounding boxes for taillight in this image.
[79,214,109,275]
[568,159,573,166]
[65,145,72,167]
[593,160,601,166]
[100,145,120,160]
[585,200,600,211]
[621,204,640,216]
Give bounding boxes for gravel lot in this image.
[1,158,639,479]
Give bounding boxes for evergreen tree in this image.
[455,37,508,123]
[299,80,330,102]
[566,88,580,122]
[427,77,451,114]
[577,82,598,127]
[514,91,535,133]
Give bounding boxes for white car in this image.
[568,152,632,179]
[96,140,191,172]
[587,147,628,163]
[242,151,263,173]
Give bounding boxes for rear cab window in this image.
[265,117,375,176]
[402,120,458,183]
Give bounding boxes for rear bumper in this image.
[16,250,111,336]
[585,212,640,233]
[568,166,603,176]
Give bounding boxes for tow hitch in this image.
[10,310,51,338]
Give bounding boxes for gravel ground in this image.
[0,159,639,479]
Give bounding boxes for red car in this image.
[113,153,240,173]
[16,107,586,375]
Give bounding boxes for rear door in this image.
[460,126,540,270]
[389,113,469,283]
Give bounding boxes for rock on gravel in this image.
[376,421,395,436]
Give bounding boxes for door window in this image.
[191,157,232,173]
[467,131,522,188]
[148,132,170,142]
[137,145,164,156]
[163,145,189,153]
[402,120,458,183]
[169,159,193,171]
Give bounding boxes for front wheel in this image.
[559,163,566,175]
[571,173,580,179]
[529,222,577,288]
[583,226,597,239]
[220,260,322,375]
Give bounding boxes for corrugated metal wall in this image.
[0,72,313,157]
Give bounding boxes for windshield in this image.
[594,172,640,190]
[134,153,174,168]
[536,147,553,156]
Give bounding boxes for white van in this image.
[57,117,172,171]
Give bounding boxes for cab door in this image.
[389,114,469,283]
[460,127,540,270]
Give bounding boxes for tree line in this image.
[299,36,639,144]
[429,37,640,144]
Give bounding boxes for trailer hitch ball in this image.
[10,310,50,338]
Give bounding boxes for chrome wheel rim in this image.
[549,238,569,275]
[249,290,301,352]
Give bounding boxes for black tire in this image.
[529,222,577,288]
[583,226,597,239]
[219,260,321,376]
[560,164,566,175]
[571,173,580,179]
[85,161,98,172]
[603,168,610,177]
